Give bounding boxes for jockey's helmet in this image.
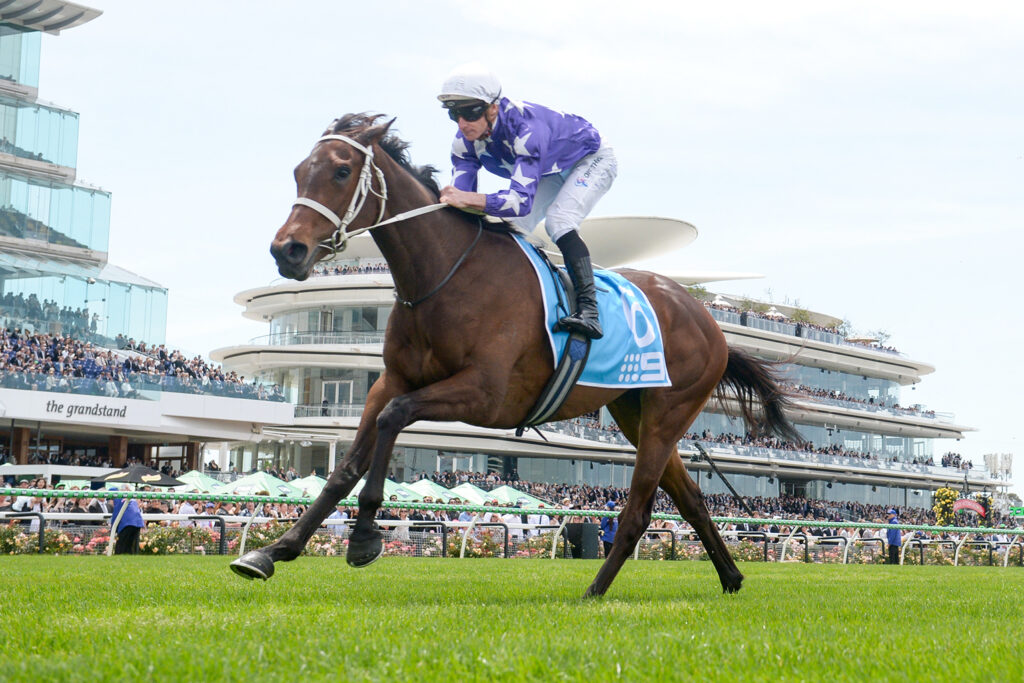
[438,63,502,105]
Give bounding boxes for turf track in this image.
[2,556,1021,682]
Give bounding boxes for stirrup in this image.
[555,313,603,340]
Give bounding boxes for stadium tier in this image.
[210,223,996,511]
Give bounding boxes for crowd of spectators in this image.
[419,470,1011,530]
[545,414,972,472]
[0,326,285,401]
[941,452,974,470]
[310,261,390,277]
[701,299,901,354]
[783,382,937,419]
[0,293,97,341]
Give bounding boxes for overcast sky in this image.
[36,2,1023,492]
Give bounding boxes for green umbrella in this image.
[406,479,456,502]
[486,485,551,508]
[213,471,302,497]
[173,470,223,493]
[448,483,490,505]
[293,474,328,497]
[344,478,418,503]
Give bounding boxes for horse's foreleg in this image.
[347,371,497,568]
[584,432,672,598]
[660,454,743,593]
[230,378,397,580]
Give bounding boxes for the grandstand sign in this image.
[46,399,126,420]
[0,388,156,426]
[953,498,986,517]
[1011,507,1024,518]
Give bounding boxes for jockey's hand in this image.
[440,186,487,212]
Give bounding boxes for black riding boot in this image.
[554,232,603,340]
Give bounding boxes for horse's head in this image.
[271,114,394,280]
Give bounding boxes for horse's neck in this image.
[369,154,479,301]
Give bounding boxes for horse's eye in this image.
[334,166,351,181]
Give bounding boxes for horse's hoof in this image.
[230,551,275,580]
[721,572,744,594]
[346,531,384,568]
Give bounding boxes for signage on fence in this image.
[1011,506,1024,518]
[953,498,986,517]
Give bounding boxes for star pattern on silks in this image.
[451,136,469,158]
[548,162,562,174]
[504,99,530,115]
[510,164,535,187]
[474,139,490,158]
[499,189,525,215]
[513,131,533,157]
[499,158,516,174]
[452,169,467,182]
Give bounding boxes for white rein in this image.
[292,134,447,258]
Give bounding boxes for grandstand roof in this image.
[0,0,102,35]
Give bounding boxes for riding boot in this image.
[554,232,603,340]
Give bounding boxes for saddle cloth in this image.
[512,234,671,389]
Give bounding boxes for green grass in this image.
[1,557,1022,682]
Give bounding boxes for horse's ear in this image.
[358,118,396,147]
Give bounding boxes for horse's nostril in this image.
[282,241,308,266]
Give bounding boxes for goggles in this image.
[445,101,489,123]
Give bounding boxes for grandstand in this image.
[211,218,1001,511]
[0,6,292,475]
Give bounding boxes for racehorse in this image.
[231,113,800,596]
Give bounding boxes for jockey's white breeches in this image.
[512,145,618,243]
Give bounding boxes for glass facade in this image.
[1,267,168,345]
[782,364,900,404]
[257,366,380,407]
[0,25,40,88]
[0,96,79,167]
[269,304,392,337]
[688,411,931,462]
[0,176,110,252]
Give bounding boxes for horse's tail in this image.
[715,347,803,444]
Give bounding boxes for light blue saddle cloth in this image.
[512,234,671,388]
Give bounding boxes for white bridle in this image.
[292,134,446,258]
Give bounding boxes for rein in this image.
[293,133,477,309]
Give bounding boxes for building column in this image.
[328,440,337,474]
[12,427,32,464]
[217,443,229,472]
[185,442,199,471]
[108,435,129,467]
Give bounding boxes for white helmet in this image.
[438,63,502,104]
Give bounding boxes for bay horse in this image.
[232,113,800,596]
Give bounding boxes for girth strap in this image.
[515,249,592,436]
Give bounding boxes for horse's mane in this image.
[329,113,440,196]
[328,113,515,235]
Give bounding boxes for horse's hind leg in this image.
[660,454,743,593]
[230,376,397,579]
[585,390,708,597]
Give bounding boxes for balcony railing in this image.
[291,403,979,476]
[249,332,386,346]
[0,370,287,402]
[296,403,367,418]
[706,307,904,357]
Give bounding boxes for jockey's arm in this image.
[439,186,487,211]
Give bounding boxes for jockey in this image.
[437,63,617,340]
